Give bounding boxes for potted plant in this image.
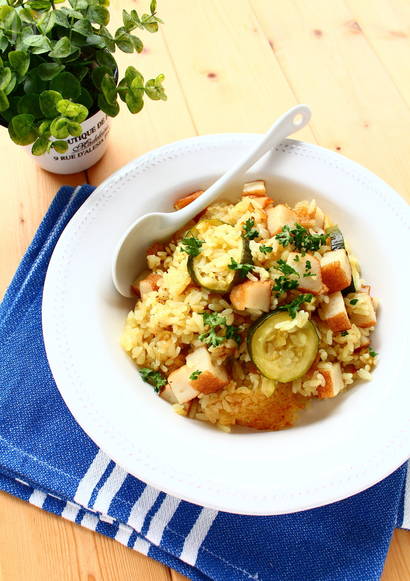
[0,0,166,174]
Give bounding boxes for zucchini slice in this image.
[342,254,361,295]
[187,219,252,293]
[327,226,345,250]
[247,311,319,382]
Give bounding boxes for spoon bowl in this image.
[112,104,311,297]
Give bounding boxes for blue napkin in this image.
[0,185,408,581]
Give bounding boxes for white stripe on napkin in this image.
[92,464,128,514]
[74,450,111,506]
[180,508,218,566]
[401,460,410,529]
[127,486,161,532]
[29,489,47,508]
[133,537,150,555]
[115,523,134,546]
[81,512,99,531]
[61,500,80,522]
[146,495,181,545]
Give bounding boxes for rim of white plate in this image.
[42,134,410,515]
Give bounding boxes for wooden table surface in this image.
[1,0,409,579]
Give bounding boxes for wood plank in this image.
[87,0,197,185]
[251,0,410,202]
[158,0,313,140]
[0,141,84,295]
[0,492,172,581]
[345,0,410,108]
[382,530,410,581]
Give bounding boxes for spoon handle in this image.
[177,104,311,219]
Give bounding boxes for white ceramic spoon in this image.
[112,104,311,297]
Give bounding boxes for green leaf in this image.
[8,51,30,78]
[117,78,128,102]
[49,37,75,59]
[60,7,83,20]
[150,0,157,13]
[77,87,93,109]
[24,71,47,94]
[56,99,88,122]
[23,35,50,54]
[125,90,144,114]
[115,30,134,53]
[0,6,13,22]
[101,73,117,105]
[19,8,36,25]
[31,135,49,156]
[91,65,111,89]
[69,0,88,10]
[37,62,65,81]
[39,90,63,118]
[3,73,16,96]
[50,71,81,99]
[98,93,119,117]
[3,10,22,39]
[86,34,106,49]
[8,114,38,145]
[53,11,69,28]
[0,34,8,52]
[17,94,42,118]
[131,35,143,53]
[27,0,51,11]
[122,9,136,32]
[125,66,143,85]
[97,26,115,52]
[0,68,11,91]
[67,120,82,136]
[38,120,51,136]
[144,74,166,101]
[130,72,144,92]
[96,49,117,71]
[0,89,9,112]
[73,18,92,36]
[39,11,56,35]
[51,140,68,154]
[50,117,69,139]
[87,6,110,26]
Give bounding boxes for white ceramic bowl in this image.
[42,135,410,515]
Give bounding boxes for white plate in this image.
[43,135,410,515]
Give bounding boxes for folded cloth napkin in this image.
[0,185,408,581]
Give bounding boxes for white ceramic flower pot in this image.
[26,110,111,175]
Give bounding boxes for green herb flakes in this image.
[180,234,204,257]
[139,368,167,393]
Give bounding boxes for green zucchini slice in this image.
[247,311,319,382]
[187,219,252,293]
[327,226,345,250]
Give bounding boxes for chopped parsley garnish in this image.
[228,257,254,277]
[275,258,298,277]
[201,312,226,327]
[275,223,327,252]
[277,293,313,319]
[225,324,242,345]
[242,218,259,240]
[349,298,359,305]
[260,245,273,254]
[293,255,300,262]
[272,276,299,295]
[340,330,349,336]
[180,233,204,257]
[271,259,299,295]
[369,348,378,357]
[303,259,317,278]
[139,368,167,393]
[199,312,242,347]
[189,370,202,381]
